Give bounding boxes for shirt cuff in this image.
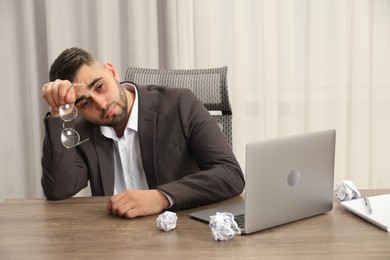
[158,189,175,210]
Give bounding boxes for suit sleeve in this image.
[41,115,89,200]
[156,89,245,211]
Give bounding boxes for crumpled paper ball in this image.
[156,211,178,231]
[335,180,361,202]
[209,212,241,241]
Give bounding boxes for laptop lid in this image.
[189,129,336,235]
[244,129,335,234]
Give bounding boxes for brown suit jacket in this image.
[41,83,245,211]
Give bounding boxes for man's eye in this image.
[97,83,104,91]
[81,100,90,109]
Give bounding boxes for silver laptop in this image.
[189,129,336,234]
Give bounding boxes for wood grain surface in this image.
[1,190,389,259]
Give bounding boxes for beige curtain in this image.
[1,0,389,202]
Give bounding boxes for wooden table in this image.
[1,190,389,259]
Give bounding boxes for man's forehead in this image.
[76,77,103,89]
[73,63,104,84]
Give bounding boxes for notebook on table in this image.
[189,129,336,234]
[341,194,390,232]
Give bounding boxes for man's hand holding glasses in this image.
[42,81,90,148]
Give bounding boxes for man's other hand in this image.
[106,189,170,218]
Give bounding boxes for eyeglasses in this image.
[59,84,90,148]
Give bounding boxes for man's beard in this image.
[102,82,128,127]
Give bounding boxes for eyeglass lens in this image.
[61,128,81,148]
[59,103,77,121]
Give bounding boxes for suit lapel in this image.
[136,85,158,188]
[93,127,115,195]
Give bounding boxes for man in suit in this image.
[41,47,244,218]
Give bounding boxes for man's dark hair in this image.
[49,47,96,82]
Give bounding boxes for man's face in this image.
[72,62,128,127]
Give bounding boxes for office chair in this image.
[124,66,233,148]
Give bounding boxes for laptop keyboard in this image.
[234,213,245,229]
